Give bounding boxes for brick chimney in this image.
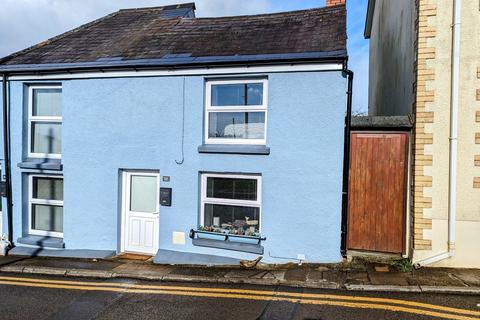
[326,0,345,6]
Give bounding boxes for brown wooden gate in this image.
[347,132,408,254]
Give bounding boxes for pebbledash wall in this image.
[3,70,347,263]
[413,0,480,268]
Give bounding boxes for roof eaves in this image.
[0,51,348,74]
[364,0,376,39]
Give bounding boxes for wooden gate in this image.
[347,132,408,254]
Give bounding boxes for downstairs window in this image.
[200,173,261,236]
[29,175,64,237]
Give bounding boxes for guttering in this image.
[341,65,354,256]
[2,73,13,245]
[0,51,348,74]
[415,0,461,268]
[6,63,346,82]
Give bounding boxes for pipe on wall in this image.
[415,0,461,267]
[340,66,353,256]
[2,73,13,245]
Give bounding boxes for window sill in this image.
[17,235,65,249]
[18,159,62,171]
[198,144,270,155]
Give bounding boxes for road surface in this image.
[0,273,478,320]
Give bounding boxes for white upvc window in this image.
[27,85,62,159]
[200,173,262,236]
[204,79,268,145]
[28,174,64,237]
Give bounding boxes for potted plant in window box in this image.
[197,226,228,241]
[227,228,262,244]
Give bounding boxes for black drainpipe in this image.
[340,67,353,256]
[2,73,13,246]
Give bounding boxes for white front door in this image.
[123,171,160,255]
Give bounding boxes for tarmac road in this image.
[0,273,479,320]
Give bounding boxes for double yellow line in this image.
[0,275,478,320]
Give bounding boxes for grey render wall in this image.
[368,0,416,116]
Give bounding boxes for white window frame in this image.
[200,173,262,233]
[204,79,268,145]
[27,85,62,159]
[28,174,64,238]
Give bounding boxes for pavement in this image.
[0,273,479,320]
[0,255,479,294]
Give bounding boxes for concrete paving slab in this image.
[322,269,346,286]
[0,265,25,273]
[284,269,307,282]
[345,270,370,285]
[66,269,114,278]
[0,256,25,266]
[420,286,480,294]
[449,269,480,287]
[167,267,228,279]
[262,270,286,281]
[112,263,173,280]
[412,269,467,287]
[367,270,411,286]
[224,269,265,279]
[10,257,121,270]
[162,273,219,283]
[22,266,67,276]
[346,284,422,293]
[9,246,116,259]
[218,277,280,286]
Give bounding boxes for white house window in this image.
[28,86,62,158]
[29,175,64,237]
[200,173,261,236]
[205,79,268,145]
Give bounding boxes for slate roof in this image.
[0,3,347,70]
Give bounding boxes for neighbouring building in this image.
[0,2,351,264]
[365,0,480,268]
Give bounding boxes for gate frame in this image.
[343,124,412,257]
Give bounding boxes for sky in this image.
[0,0,369,112]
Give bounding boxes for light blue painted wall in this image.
[6,71,347,263]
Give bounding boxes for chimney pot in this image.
[326,0,345,6]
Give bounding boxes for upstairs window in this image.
[205,79,268,145]
[28,86,62,158]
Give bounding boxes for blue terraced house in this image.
[0,1,352,264]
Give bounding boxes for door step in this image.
[113,253,153,261]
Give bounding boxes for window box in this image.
[204,79,268,145]
[189,229,265,254]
